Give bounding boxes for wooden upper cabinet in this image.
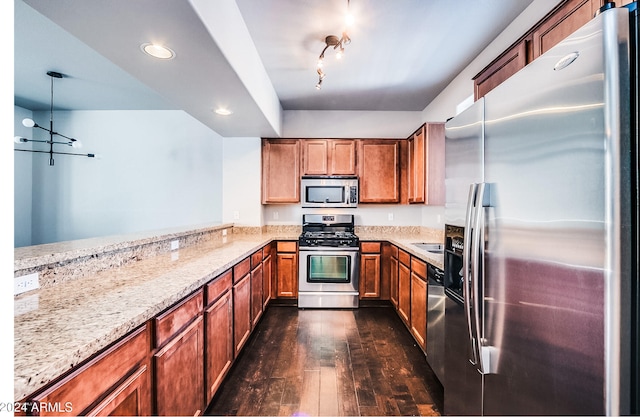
[302,140,329,175]
[473,0,605,100]
[531,0,602,60]
[262,139,300,204]
[358,140,401,203]
[407,123,446,205]
[330,140,357,175]
[408,126,426,204]
[302,139,356,175]
[474,40,528,101]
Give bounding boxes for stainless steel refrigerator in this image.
[443,4,638,415]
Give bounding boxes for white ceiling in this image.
[14,0,535,137]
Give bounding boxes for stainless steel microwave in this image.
[301,176,358,208]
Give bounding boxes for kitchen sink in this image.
[411,242,444,254]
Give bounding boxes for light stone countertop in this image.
[14,230,443,400]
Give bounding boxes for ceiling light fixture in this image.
[14,71,95,166]
[315,0,352,90]
[214,108,233,116]
[140,43,175,60]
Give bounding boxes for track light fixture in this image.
[14,71,95,166]
[315,0,352,90]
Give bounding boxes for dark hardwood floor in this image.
[206,305,443,416]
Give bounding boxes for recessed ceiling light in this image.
[140,43,175,60]
[214,108,233,116]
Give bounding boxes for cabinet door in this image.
[532,0,601,60]
[251,263,264,327]
[330,140,357,175]
[262,253,272,309]
[410,272,427,351]
[360,253,381,298]
[154,316,204,417]
[408,126,425,203]
[302,140,329,175]
[233,273,252,356]
[390,256,399,308]
[262,139,300,203]
[29,325,150,416]
[398,262,411,324]
[358,140,400,203]
[85,365,151,416]
[276,252,298,298]
[424,123,446,205]
[474,40,527,100]
[204,291,233,404]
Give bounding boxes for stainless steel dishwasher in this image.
[426,263,445,383]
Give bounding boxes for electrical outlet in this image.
[15,294,39,316]
[15,273,40,295]
[233,211,240,220]
[171,240,179,251]
[273,211,279,220]
[388,213,394,221]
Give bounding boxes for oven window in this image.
[306,186,345,204]
[307,255,350,283]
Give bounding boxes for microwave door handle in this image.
[464,183,478,365]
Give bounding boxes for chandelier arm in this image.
[14,149,95,158]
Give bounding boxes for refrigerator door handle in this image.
[464,183,479,365]
[473,182,493,375]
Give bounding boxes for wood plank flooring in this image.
[206,305,443,416]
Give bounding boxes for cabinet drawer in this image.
[389,244,399,259]
[154,290,204,347]
[398,250,411,267]
[30,325,150,416]
[361,241,381,253]
[262,242,274,257]
[251,249,263,268]
[411,258,427,280]
[276,241,297,253]
[206,269,232,305]
[233,257,251,282]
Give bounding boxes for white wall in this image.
[222,137,262,226]
[422,0,562,120]
[14,106,33,247]
[284,110,422,138]
[15,109,223,246]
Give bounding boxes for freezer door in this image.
[444,98,485,227]
[481,8,631,415]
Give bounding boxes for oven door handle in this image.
[298,246,361,252]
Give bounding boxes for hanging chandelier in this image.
[315,0,353,90]
[14,71,95,166]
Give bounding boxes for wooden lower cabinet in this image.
[410,270,427,351]
[233,273,252,356]
[27,325,151,416]
[360,242,382,299]
[204,290,233,404]
[262,250,273,309]
[154,317,205,416]
[276,241,298,298]
[85,364,151,416]
[390,255,399,308]
[251,262,264,327]
[398,261,411,324]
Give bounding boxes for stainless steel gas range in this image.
[298,214,360,308]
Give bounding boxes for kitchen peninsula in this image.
[14,223,443,415]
